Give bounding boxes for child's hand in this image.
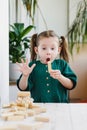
[16,59,36,77]
[50,70,61,80]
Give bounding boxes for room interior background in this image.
[0,0,87,104]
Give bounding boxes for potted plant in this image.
[68,0,87,54]
[9,23,34,81]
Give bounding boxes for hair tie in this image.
[59,38,63,43]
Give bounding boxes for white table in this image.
[0,103,87,130]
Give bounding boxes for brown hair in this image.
[30,30,69,62]
[59,36,69,62]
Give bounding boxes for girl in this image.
[17,30,77,103]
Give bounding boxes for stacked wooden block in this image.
[0,91,50,130]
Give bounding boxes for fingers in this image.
[21,59,29,64]
[50,70,61,74]
[21,59,24,63]
[16,62,22,67]
[16,60,36,75]
[50,70,61,79]
[26,59,28,65]
[16,59,29,73]
[16,59,29,65]
[31,64,36,70]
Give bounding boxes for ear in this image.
[58,47,61,54]
[34,47,38,54]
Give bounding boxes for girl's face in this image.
[35,37,61,64]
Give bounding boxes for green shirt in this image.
[17,59,77,103]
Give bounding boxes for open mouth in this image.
[46,58,50,62]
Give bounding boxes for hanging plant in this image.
[22,0,37,25]
[67,0,87,54]
[22,0,48,29]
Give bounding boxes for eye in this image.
[42,47,46,50]
[51,48,55,50]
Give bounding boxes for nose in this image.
[47,49,51,55]
[47,52,50,55]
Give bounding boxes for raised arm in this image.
[16,59,36,90]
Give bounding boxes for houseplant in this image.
[68,0,87,54]
[9,23,34,81]
[9,23,34,63]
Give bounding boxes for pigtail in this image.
[30,33,38,61]
[59,36,69,62]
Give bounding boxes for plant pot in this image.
[9,63,22,81]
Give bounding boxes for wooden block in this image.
[18,122,43,130]
[0,125,17,130]
[8,107,18,112]
[14,111,28,118]
[1,108,14,113]
[33,107,47,114]
[17,91,30,97]
[27,109,35,116]
[2,103,11,108]
[35,116,50,122]
[7,115,24,121]
[15,106,27,111]
[1,112,14,120]
[40,107,47,113]
[48,61,52,72]
[10,102,17,107]
[29,103,41,109]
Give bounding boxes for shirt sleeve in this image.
[16,74,33,91]
[16,74,26,91]
[62,60,77,90]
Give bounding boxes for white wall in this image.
[9,0,17,24]
[0,0,9,105]
[9,86,19,102]
[37,0,68,36]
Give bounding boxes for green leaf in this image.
[20,25,35,39]
[9,22,34,63]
